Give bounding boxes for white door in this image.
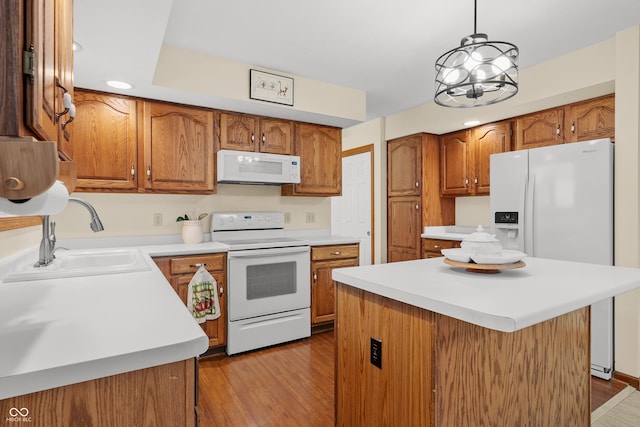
[331,150,372,265]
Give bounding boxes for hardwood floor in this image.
[198,331,334,427]
[198,330,629,426]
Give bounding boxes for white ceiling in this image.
[74,0,640,128]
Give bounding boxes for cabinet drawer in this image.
[312,244,359,261]
[422,239,461,252]
[170,254,225,275]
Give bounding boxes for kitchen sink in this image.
[2,248,151,283]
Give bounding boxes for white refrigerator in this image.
[489,138,614,380]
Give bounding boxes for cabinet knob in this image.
[192,263,206,268]
[130,165,135,178]
[251,133,255,144]
[415,181,419,188]
[219,286,224,296]
[433,245,442,249]
[331,251,341,256]
[313,272,317,282]
[465,177,469,186]
[474,176,478,185]
[262,133,266,144]
[415,204,420,210]
[556,124,561,136]
[146,166,151,178]
[571,122,576,134]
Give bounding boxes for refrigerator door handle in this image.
[524,172,535,256]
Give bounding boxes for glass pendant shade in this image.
[434,22,519,107]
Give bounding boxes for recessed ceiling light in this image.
[73,41,83,52]
[106,80,134,90]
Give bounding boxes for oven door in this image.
[227,245,310,321]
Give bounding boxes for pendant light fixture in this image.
[434,0,518,107]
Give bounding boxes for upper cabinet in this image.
[515,107,564,150]
[388,136,422,197]
[565,95,615,142]
[219,112,293,154]
[68,90,138,191]
[441,121,512,197]
[140,101,216,193]
[281,123,342,196]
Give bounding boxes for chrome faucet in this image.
[35,197,104,267]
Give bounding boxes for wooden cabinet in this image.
[422,238,461,258]
[310,244,359,325]
[441,121,511,196]
[219,112,293,154]
[565,95,615,142]
[154,253,227,348]
[387,133,455,262]
[68,90,138,190]
[440,130,469,196]
[0,359,197,426]
[281,123,342,196]
[515,107,564,150]
[140,101,216,193]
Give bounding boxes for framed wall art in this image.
[250,69,294,106]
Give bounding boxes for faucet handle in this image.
[50,221,56,243]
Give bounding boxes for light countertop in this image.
[0,230,360,399]
[421,225,478,241]
[332,257,640,332]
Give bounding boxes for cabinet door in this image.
[471,121,512,195]
[388,135,421,197]
[68,91,138,190]
[141,102,215,193]
[311,257,359,325]
[387,196,421,262]
[566,95,615,142]
[219,112,257,152]
[440,130,469,196]
[24,0,60,146]
[281,123,342,196]
[175,273,226,348]
[515,108,564,150]
[259,118,293,154]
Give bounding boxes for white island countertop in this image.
[333,257,640,332]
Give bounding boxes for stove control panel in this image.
[211,211,284,231]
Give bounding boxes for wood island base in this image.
[335,283,591,426]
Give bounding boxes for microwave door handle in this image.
[228,246,310,259]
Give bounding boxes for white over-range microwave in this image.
[216,149,301,185]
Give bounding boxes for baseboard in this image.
[613,370,640,390]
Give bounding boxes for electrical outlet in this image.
[284,212,291,224]
[305,212,316,223]
[370,337,382,369]
[153,213,163,227]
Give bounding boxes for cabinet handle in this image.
[415,204,420,210]
[313,272,317,282]
[61,102,76,130]
[415,181,419,188]
[192,263,206,268]
[219,286,224,296]
[251,133,255,144]
[130,165,135,178]
[433,245,442,249]
[262,133,266,144]
[146,166,151,179]
[474,176,478,185]
[571,122,575,134]
[331,251,341,256]
[54,79,71,121]
[465,177,469,186]
[556,124,561,136]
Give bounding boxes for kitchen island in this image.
[332,257,640,426]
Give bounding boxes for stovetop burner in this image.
[210,212,309,250]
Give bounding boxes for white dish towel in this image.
[187,265,221,323]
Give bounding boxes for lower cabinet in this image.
[153,253,227,348]
[422,238,461,258]
[311,244,360,325]
[0,359,197,427]
[388,196,422,262]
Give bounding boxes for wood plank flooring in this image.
[198,330,630,426]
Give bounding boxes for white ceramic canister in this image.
[181,220,203,244]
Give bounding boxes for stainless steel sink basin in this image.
[2,249,151,283]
